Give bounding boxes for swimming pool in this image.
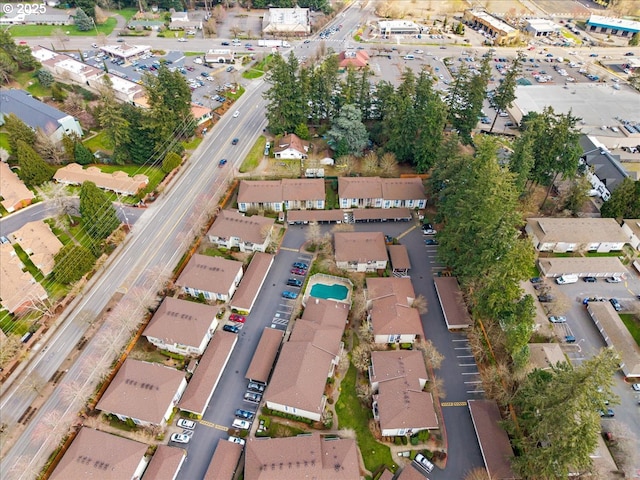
[310,283,349,301]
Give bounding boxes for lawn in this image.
[239,135,266,173]
[83,131,113,153]
[335,364,397,474]
[242,69,264,79]
[620,314,640,347]
[0,309,31,337]
[0,132,10,153]
[116,8,138,21]
[95,164,165,198]
[7,18,117,37]
[226,86,245,101]
[182,136,202,150]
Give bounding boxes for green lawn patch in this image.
[116,8,138,21]
[183,51,205,57]
[183,136,202,150]
[226,86,245,101]
[336,364,397,473]
[0,132,10,153]
[0,309,31,337]
[620,314,640,347]
[83,131,113,153]
[242,69,264,79]
[8,18,117,37]
[585,251,625,257]
[12,244,44,283]
[239,135,266,173]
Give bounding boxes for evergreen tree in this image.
[3,113,36,156]
[74,142,94,165]
[264,52,307,134]
[16,140,54,187]
[74,7,93,31]
[327,104,368,156]
[36,69,54,87]
[489,51,524,132]
[52,244,96,284]
[161,151,182,173]
[79,181,120,240]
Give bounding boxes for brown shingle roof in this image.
[142,445,185,480]
[527,343,567,373]
[527,217,627,245]
[287,209,344,223]
[334,232,388,263]
[387,245,411,270]
[176,254,243,297]
[0,161,35,212]
[231,252,275,312]
[367,277,415,303]
[381,177,426,201]
[281,178,324,202]
[9,221,63,275]
[338,176,382,199]
[143,297,218,349]
[245,328,284,384]
[207,210,275,245]
[396,463,431,480]
[433,277,472,329]
[244,433,361,480]
[237,180,283,204]
[371,350,437,431]
[338,49,370,68]
[273,133,309,155]
[49,427,147,480]
[179,330,238,415]
[537,256,626,277]
[367,278,423,338]
[468,400,517,480]
[54,163,148,196]
[203,439,243,480]
[96,359,185,425]
[265,299,349,416]
[0,243,47,314]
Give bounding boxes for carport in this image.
[537,257,627,278]
[433,277,472,330]
[245,327,284,385]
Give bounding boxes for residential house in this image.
[527,343,567,373]
[168,9,201,31]
[265,299,349,422]
[237,179,325,213]
[580,134,629,201]
[191,103,212,125]
[468,400,517,480]
[244,433,361,480]
[175,255,243,302]
[96,359,187,427]
[621,219,640,250]
[203,439,243,480]
[525,217,627,253]
[338,177,426,209]
[0,161,35,212]
[334,232,388,273]
[339,49,369,69]
[143,297,218,356]
[273,133,310,159]
[54,163,149,196]
[262,6,311,36]
[537,256,626,279]
[143,445,186,480]
[178,330,237,416]
[395,465,430,480]
[9,220,63,276]
[0,243,48,315]
[366,277,424,344]
[49,427,148,480]
[370,350,438,436]
[207,209,274,253]
[0,89,83,142]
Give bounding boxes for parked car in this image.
[538,294,555,303]
[548,316,567,323]
[413,453,434,473]
[282,291,298,300]
[244,392,262,402]
[177,418,196,430]
[171,433,191,444]
[293,262,308,269]
[229,313,246,323]
[599,408,615,418]
[291,267,306,276]
[286,278,302,287]
[248,382,265,393]
[583,276,597,283]
[223,324,241,333]
[631,383,640,392]
[232,419,251,430]
[530,277,543,284]
[228,436,245,445]
[218,158,228,167]
[231,138,239,145]
[424,239,438,245]
[422,224,437,235]
[235,409,255,419]
[564,335,576,343]
[609,298,622,311]
[605,276,622,283]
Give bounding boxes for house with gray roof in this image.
[0,89,83,142]
[580,134,631,201]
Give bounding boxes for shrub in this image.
[394,437,402,445]
[410,436,419,446]
[401,436,408,445]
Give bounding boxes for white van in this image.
[403,54,415,60]
[556,274,578,285]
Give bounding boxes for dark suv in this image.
[286,278,302,287]
[583,276,597,283]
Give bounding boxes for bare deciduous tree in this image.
[361,151,379,176]
[378,152,399,177]
[351,344,371,373]
[35,131,65,165]
[426,375,446,400]
[411,294,428,315]
[0,334,21,369]
[52,28,69,50]
[63,92,84,112]
[356,382,373,403]
[229,24,242,38]
[464,467,491,480]
[607,420,640,477]
[305,222,322,245]
[417,339,444,370]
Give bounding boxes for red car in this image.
[290,268,306,276]
[229,313,246,323]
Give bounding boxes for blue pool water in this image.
[310,283,349,301]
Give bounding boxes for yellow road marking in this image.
[396,225,418,240]
[199,420,228,431]
[441,401,468,407]
[280,247,299,252]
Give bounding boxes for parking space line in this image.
[464,380,482,384]
[458,363,477,367]
[451,339,468,342]
[456,355,475,358]
[454,347,471,350]
[461,372,480,375]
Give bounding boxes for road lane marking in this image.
[441,401,467,407]
[280,247,298,252]
[200,420,228,431]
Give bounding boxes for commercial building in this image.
[262,6,311,36]
[463,10,519,45]
[586,15,640,37]
[377,20,421,36]
[524,18,560,37]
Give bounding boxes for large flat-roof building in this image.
[586,15,640,37]
[377,20,421,36]
[262,6,310,36]
[463,10,519,45]
[525,18,560,37]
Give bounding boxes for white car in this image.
[414,453,434,473]
[178,38,187,42]
[177,418,196,430]
[548,316,567,324]
[233,110,240,118]
[229,436,246,445]
[171,433,191,444]
[232,419,251,430]
[632,383,640,392]
[605,276,622,283]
